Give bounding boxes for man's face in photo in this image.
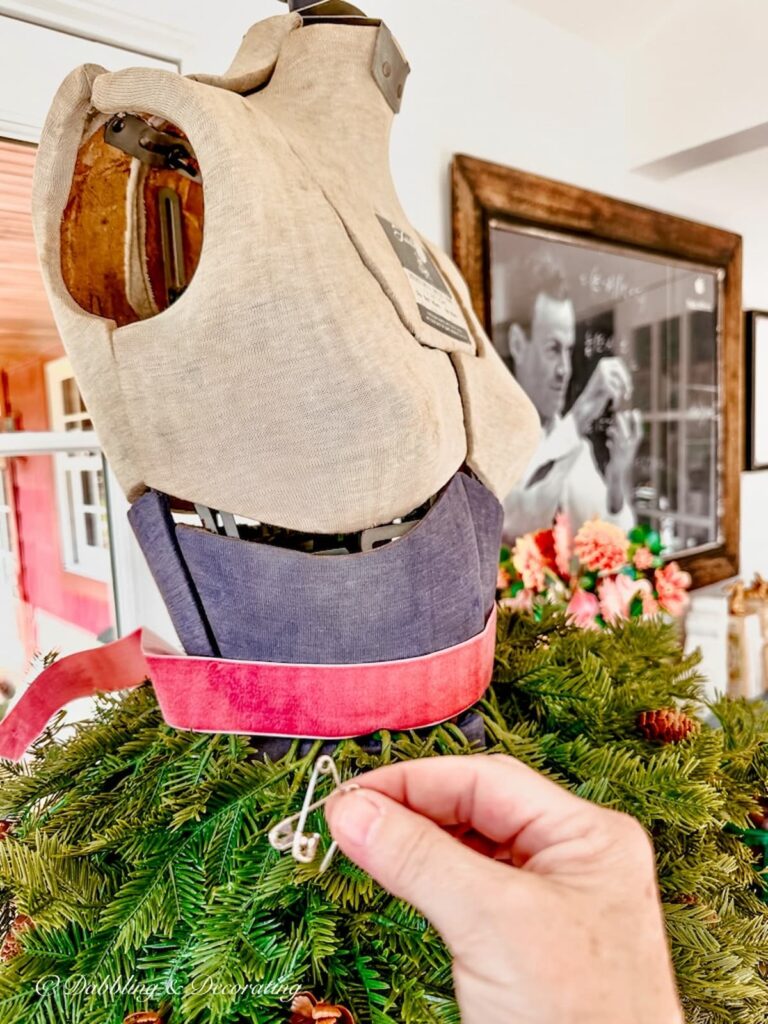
[511,292,576,425]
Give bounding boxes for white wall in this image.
[626,0,768,169]
[0,13,176,140]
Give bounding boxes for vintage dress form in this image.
[0,10,540,761]
[31,11,539,535]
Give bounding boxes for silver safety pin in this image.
[268,754,360,874]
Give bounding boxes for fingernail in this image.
[329,790,385,846]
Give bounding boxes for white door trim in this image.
[0,1,191,65]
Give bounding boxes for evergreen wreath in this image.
[0,608,766,1024]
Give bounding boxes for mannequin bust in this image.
[33,10,539,539]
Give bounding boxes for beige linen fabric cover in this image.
[31,13,540,534]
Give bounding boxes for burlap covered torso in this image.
[32,12,539,534]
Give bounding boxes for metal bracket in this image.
[157,186,187,305]
[371,22,410,113]
[360,519,416,553]
[105,113,199,181]
[194,505,240,539]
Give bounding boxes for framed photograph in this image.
[452,156,743,588]
[746,311,768,471]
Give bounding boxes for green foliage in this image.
[0,609,767,1023]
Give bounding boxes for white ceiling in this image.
[507,0,689,51]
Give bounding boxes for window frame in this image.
[0,430,131,635]
[44,356,111,582]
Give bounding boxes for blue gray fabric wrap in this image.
[129,471,502,664]
[127,490,220,658]
[127,471,502,749]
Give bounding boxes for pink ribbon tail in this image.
[0,630,150,762]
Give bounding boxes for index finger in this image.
[330,753,592,851]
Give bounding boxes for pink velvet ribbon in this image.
[0,607,497,762]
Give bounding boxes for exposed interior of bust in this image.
[61,116,204,327]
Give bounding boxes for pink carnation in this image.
[497,566,512,591]
[566,588,600,629]
[553,513,574,579]
[633,547,654,571]
[641,588,660,617]
[655,562,692,617]
[512,533,548,592]
[598,574,657,624]
[573,519,628,573]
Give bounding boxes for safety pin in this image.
[268,754,360,874]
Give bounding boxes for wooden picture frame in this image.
[452,155,743,589]
[745,311,768,472]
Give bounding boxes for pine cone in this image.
[637,708,698,744]
[124,1013,164,1024]
[290,992,355,1023]
[0,914,33,962]
[749,797,768,831]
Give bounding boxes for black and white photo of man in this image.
[498,255,642,543]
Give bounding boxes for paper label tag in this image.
[377,216,472,345]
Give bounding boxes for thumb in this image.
[325,787,514,951]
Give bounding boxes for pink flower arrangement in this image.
[598,575,655,625]
[655,562,692,617]
[497,517,690,628]
[565,588,600,629]
[511,526,560,590]
[497,566,512,591]
[633,547,654,571]
[573,519,628,573]
[553,513,573,578]
[511,532,549,592]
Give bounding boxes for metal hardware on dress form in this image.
[283,0,371,19]
[268,754,360,874]
[192,503,418,552]
[105,113,199,180]
[194,505,240,538]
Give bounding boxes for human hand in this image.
[325,754,683,1024]
[606,409,643,481]
[572,357,632,435]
